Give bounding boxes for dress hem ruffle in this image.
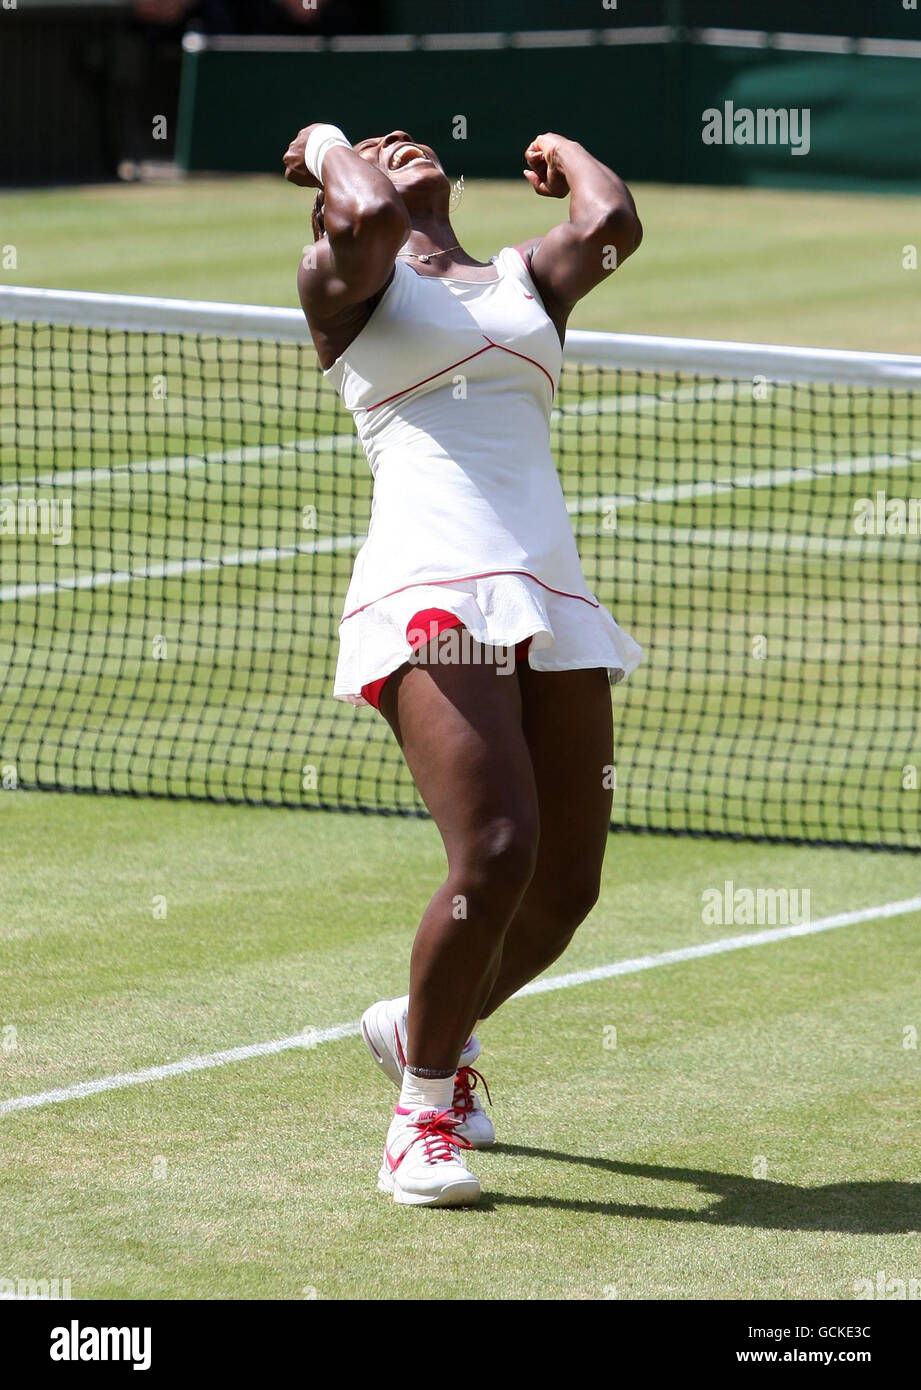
[333,572,642,707]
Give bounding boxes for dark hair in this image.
[311,187,326,240]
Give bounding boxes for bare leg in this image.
[477,665,614,1016]
[380,635,539,1073]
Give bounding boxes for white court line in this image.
[0,534,365,604]
[5,445,916,605]
[0,1022,361,1117]
[566,447,921,516]
[517,895,921,996]
[3,382,669,492]
[7,432,357,492]
[2,894,918,1118]
[6,387,717,491]
[552,380,739,419]
[5,375,899,491]
[573,522,917,559]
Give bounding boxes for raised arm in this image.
[283,123,411,333]
[518,134,642,337]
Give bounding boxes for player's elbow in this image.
[589,205,642,267]
[357,195,412,247]
[328,195,410,253]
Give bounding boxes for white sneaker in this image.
[378,1106,481,1207]
[360,996,495,1148]
[451,1065,495,1149]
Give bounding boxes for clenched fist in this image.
[283,125,327,188]
[523,133,571,198]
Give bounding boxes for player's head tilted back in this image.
[311,131,450,242]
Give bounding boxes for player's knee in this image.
[478,812,539,897]
[459,812,539,909]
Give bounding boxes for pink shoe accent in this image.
[386,1108,472,1172]
[452,1066,492,1117]
[394,1022,407,1069]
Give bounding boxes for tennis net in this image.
[2,284,920,850]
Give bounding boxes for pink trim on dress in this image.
[341,569,600,623]
[364,330,554,412]
[366,343,494,411]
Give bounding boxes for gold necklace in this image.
[397,243,462,265]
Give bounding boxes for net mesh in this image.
[1,305,919,849]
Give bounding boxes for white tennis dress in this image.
[324,245,642,705]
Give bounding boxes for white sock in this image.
[399,1070,455,1113]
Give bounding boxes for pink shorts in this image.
[360,607,533,712]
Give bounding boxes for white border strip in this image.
[857,37,921,59]
[3,286,920,386]
[510,28,597,48]
[0,285,307,342]
[691,28,770,49]
[183,27,676,55]
[563,328,921,386]
[179,28,921,59]
[2,894,918,1118]
[420,32,508,51]
[772,31,853,54]
[600,26,673,46]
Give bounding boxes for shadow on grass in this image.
[480,1145,921,1232]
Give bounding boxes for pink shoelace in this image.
[404,1108,472,1166]
[452,1065,492,1117]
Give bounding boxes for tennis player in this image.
[284,123,643,1206]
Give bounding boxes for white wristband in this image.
[303,124,351,184]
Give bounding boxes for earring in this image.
[449,175,465,212]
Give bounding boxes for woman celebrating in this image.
[284,123,643,1206]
